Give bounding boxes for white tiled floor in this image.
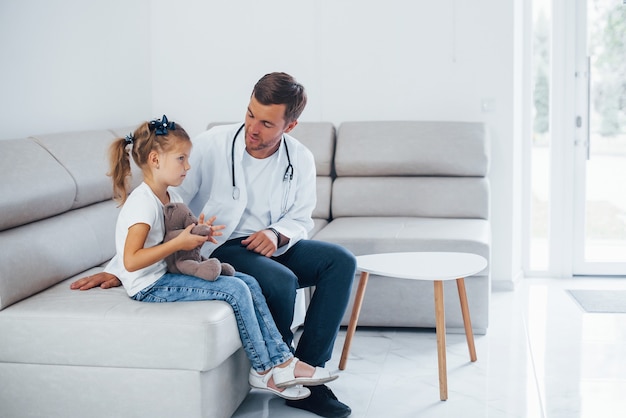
[232,277,626,418]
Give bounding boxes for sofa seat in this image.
[0,274,242,371]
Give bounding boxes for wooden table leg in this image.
[339,271,369,370]
[456,278,477,362]
[433,280,447,401]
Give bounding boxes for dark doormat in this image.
[567,289,626,313]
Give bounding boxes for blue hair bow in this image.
[149,115,176,135]
[124,133,134,145]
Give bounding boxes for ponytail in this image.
[108,136,133,205]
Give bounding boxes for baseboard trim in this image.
[491,270,524,292]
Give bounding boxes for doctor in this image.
[72,72,356,418]
[187,73,356,418]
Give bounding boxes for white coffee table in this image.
[339,252,488,401]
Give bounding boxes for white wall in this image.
[0,0,151,139]
[0,0,522,287]
[151,0,513,135]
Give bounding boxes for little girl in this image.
[107,115,337,400]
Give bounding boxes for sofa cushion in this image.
[289,122,335,177]
[310,219,329,238]
[0,274,242,372]
[331,177,489,219]
[313,176,332,221]
[32,130,119,209]
[0,201,119,310]
[335,121,489,176]
[0,138,76,231]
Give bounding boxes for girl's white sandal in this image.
[248,368,310,400]
[273,357,339,389]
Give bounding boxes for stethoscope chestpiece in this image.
[283,164,294,182]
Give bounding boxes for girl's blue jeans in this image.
[132,271,293,372]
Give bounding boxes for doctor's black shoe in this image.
[285,384,351,418]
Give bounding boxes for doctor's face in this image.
[244,96,297,159]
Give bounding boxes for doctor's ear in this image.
[283,120,298,134]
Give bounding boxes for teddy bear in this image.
[163,202,235,281]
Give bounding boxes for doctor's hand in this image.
[241,230,278,257]
[197,213,226,244]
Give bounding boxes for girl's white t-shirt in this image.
[112,182,182,296]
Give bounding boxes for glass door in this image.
[573,0,626,275]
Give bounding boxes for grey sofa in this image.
[0,120,489,418]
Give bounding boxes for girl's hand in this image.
[197,213,226,243]
[176,224,209,251]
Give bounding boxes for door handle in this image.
[576,58,591,160]
[585,56,590,160]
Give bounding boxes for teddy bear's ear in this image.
[164,203,175,216]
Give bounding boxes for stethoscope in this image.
[231,124,294,214]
